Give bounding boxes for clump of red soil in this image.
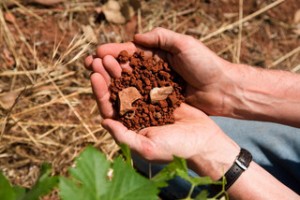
[110,50,185,131]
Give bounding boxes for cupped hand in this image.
[86,53,225,162]
[85,28,233,116]
[102,103,223,162]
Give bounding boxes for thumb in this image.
[134,27,183,54]
[101,119,140,150]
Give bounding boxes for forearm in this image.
[228,162,299,200]
[223,64,300,127]
[188,133,299,199]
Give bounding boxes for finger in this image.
[84,55,94,70]
[97,42,158,59]
[97,42,137,58]
[102,119,141,150]
[134,27,184,54]
[102,55,122,78]
[173,103,207,121]
[92,58,111,84]
[90,73,114,118]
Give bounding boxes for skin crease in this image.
[85,28,299,199]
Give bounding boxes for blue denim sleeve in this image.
[212,117,300,195]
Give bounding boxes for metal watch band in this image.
[209,148,253,196]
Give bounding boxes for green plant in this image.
[0,145,228,200]
[0,164,58,200]
[59,146,158,200]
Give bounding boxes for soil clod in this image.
[110,51,185,131]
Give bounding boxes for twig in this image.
[236,0,243,63]
[11,0,42,21]
[200,0,285,42]
[0,120,101,128]
[38,127,59,139]
[0,69,50,76]
[137,8,142,33]
[12,88,91,117]
[1,87,27,140]
[54,34,91,67]
[0,8,20,68]
[270,46,300,68]
[155,8,197,31]
[292,64,300,73]
[11,116,40,146]
[174,15,195,32]
[0,71,75,97]
[46,74,97,142]
[216,21,263,56]
[2,135,63,147]
[164,8,197,21]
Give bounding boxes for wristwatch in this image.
[209,148,253,196]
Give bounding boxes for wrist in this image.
[187,130,240,180]
[213,61,242,117]
[222,63,279,121]
[220,63,264,119]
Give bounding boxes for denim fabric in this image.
[213,117,300,194]
[133,117,300,199]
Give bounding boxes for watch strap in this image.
[209,148,252,196]
[223,148,252,190]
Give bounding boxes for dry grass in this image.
[0,0,299,193]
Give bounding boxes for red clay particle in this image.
[110,50,185,131]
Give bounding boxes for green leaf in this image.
[151,156,221,199]
[0,171,15,200]
[195,190,209,200]
[151,156,188,188]
[60,177,94,200]
[102,156,158,200]
[21,164,58,200]
[13,186,25,200]
[171,156,188,171]
[59,146,110,200]
[59,146,158,200]
[119,143,132,166]
[178,174,216,187]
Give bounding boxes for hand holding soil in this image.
[87,28,233,118]
[85,36,226,161]
[110,50,185,130]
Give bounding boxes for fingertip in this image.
[101,119,126,133]
[96,45,106,58]
[92,58,111,83]
[133,32,151,47]
[101,119,130,141]
[90,73,115,119]
[102,55,122,78]
[97,42,137,58]
[90,71,103,82]
[90,72,109,98]
[134,27,165,44]
[134,27,182,54]
[133,33,142,41]
[84,55,94,70]
[90,73,107,96]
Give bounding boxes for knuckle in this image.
[182,35,198,47]
[152,27,164,33]
[139,140,155,161]
[185,35,196,43]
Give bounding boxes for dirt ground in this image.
[0,0,299,196]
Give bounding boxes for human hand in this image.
[102,103,226,162]
[85,48,237,163]
[86,28,234,117]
